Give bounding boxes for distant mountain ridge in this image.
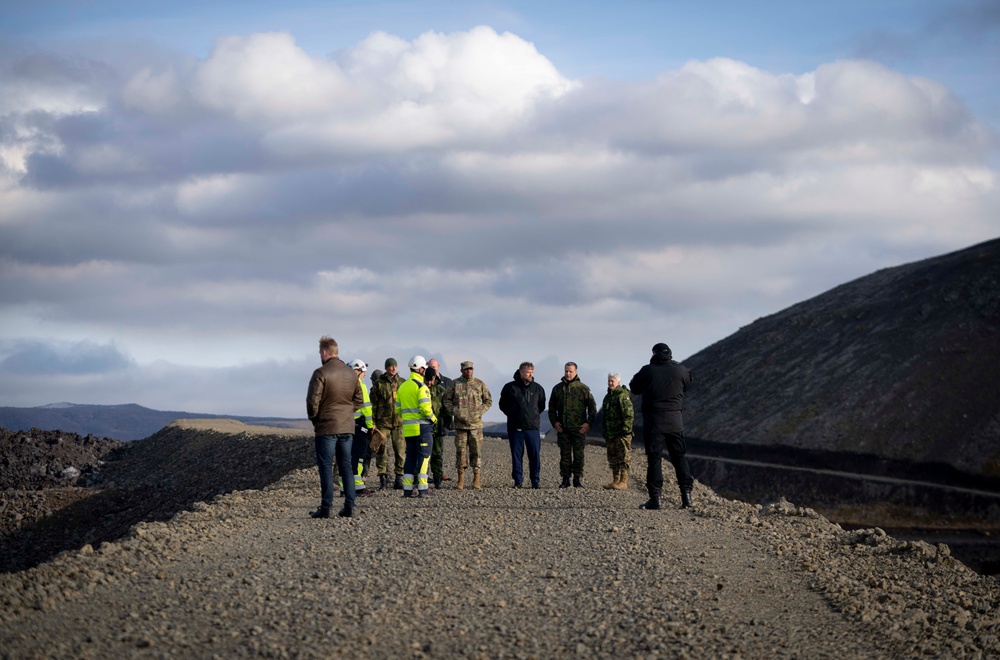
[682,237,1000,478]
[0,403,310,441]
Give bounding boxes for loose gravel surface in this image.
[1,421,998,658]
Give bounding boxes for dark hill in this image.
[682,237,1000,479]
[0,403,311,441]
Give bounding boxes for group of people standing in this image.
[306,337,694,519]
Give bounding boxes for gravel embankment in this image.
[1,422,998,658]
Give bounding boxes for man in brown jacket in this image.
[306,336,364,518]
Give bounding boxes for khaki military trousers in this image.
[454,427,483,471]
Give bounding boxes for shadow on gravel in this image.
[1,423,314,574]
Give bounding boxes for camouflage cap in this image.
[460,360,474,369]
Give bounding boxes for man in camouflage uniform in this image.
[427,358,453,487]
[443,360,493,489]
[601,372,634,491]
[425,365,453,488]
[370,358,405,490]
[548,362,597,488]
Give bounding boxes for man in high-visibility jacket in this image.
[348,359,374,496]
[395,355,437,498]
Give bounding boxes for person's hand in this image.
[553,422,563,433]
[580,423,591,434]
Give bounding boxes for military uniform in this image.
[443,361,493,489]
[428,378,453,487]
[601,383,634,490]
[371,368,405,487]
[548,375,597,486]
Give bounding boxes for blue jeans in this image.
[508,427,541,487]
[316,433,355,510]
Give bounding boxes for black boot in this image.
[639,488,661,510]
[681,488,694,509]
[433,475,442,489]
[559,476,571,488]
[573,475,583,488]
[310,506,330,519]
[393,475,404,490]
[378,474,388,490]
[337,506,353,518]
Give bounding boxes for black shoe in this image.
[513,482,522,489]
[310,507,330,519]
[403,490,415,498]
[337,506,353,518]
[640,488,662,510]
[573,476,583,488]
[394,476,404,490]
[417,489,427,498]
[559,476,571,488]
[681,490,694,509]
[433,475,442,489]
[378,474,388,490]
[531,483,540,489]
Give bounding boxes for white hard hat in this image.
[409,355,428,370]
[349,359,367,372]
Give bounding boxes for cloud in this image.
[0,25,997,417]
[0,339,134,375]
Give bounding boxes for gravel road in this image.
[1,423,997,658]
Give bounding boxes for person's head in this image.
[409,355,428,375]
[652,342,672,360]
[607,372,621,389]
[319,336,338,362]
[349,359,367,377]
[370,368,383,383]
[564,362,578,380]
[428,358,441,374]
[424,366,437,385]
[518,361,534,382]
[385,357,398,377]
[460,361,474,379]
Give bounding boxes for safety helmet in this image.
[349,359,367,372]
[408,355,428,370]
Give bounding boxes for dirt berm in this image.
[1,420,998,658]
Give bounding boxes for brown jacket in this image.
[306,358,364,435]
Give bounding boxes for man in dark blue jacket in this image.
[629,343,694,510]
[498,361,546,489]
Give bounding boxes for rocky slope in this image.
[1,421,998,658]
[682,237,1000,478]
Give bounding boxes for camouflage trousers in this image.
[431,432,445,480]
[455,428,483,470]
[375,425,404,476]
[605,434,632,472]
[557,430,587,478]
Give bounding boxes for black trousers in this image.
[643,424,693,493]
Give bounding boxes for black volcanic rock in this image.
[682,237,1000,477]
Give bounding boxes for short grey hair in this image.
[608,372,621,382]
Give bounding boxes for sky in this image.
[1,0,998,421]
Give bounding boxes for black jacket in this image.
[629,353,692,433]
[498,371,546,431]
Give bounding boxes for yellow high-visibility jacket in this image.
[396,371,436,438]
[353,379,374,429]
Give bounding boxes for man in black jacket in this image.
[629,343,694,510]
[498,361,546,489]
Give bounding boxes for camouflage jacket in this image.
[548,376,597,431]
[370,372,404,428]
[444,377,493,429]
[429,380,453,436]
[601,385,634,440]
